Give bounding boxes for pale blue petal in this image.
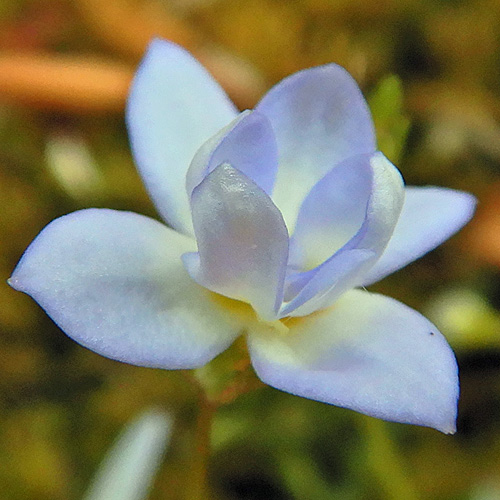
[360,187,477,286]
[342,153,404,254]
[126,38,238,235]
[186,110,278,197]
[283,153,404,316]
[248,289,458,433]
[280,249,375,317]
[289,153,373,271]
[257,64,376,229]
[9,209,242,369]
[185,164,289,321]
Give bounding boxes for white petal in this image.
[185,164,289,321]
[283,153,404,316]
[126,38,238,235]
[360,186,477,286]
[186,110,278,197]
[344,153,405,253]
[9,209,242,369]
[83,409,172,500]
[289,153,374,270]
[280,249,376,317]
[248,289,458,433]
[257,64,376,229]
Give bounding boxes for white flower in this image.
[9,39,476,433]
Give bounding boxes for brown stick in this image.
[0,53,133,113]
[75,0,267,108]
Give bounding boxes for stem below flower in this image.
[186,395,216,500]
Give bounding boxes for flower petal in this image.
[360,186,477,286]
[184,163,289,321]
[257,64,376,229]
[248,289,458,433]
[280,248,376,317]
[186,110,278,197]
[283,153,404,317]
[126,38,238,235]
[289,153,374,270]
[9,209,242,369]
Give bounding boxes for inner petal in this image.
[289,153,373,271]
[184,163,289,321]
[186,110,278,198]
[256,64,376,230]
[281,153,405,317]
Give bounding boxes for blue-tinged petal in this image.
[184,163,289,321]
[248,289,458,433]
[83,409,172,500]
[186,110,278,196]
[289,153,374,271]
[9,209,242,369]
[343,153,404,253]
[280,249,375,317]
[126,38,238,235]
[283,153,404,317]
[256,64,376,229]
[360,187,477,286]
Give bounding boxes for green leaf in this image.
[368,75,411,164]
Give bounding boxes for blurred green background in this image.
[2,0,500,499]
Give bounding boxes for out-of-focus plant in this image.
[83,409,172,500]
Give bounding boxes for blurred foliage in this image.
[2,0,500,499]
[368,75,410,164]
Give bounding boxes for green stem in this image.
[186,395,216,500]
[360,416,420,500]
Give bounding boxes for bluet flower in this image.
[9,39,476,433]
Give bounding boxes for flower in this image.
[9,39,476,433]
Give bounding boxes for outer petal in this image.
[126,39,238,235]
[186,110,278,196]
[257,64,376,229]
[184,164,289,321]
[248,289,458,433]
[360,187,477,286]
[9,209,242,369]
[282,153,404,317]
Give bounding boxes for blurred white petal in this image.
[83,409,173,500]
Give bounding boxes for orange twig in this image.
[0,53,133,113]
[75,0,267,108]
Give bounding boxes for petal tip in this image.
[390,410,457,434]
[145,37,185,58]
[433,414,458,435]
[463,191,478,218]
[444,424,457,436]
[8,263,29,294]
[412,379,459,434]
